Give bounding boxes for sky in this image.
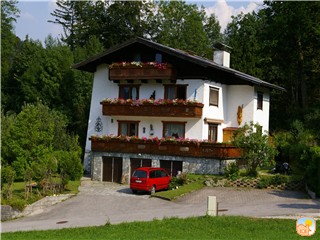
[14,0,264,44]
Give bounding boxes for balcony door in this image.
[119,85,139,100]
[164,85,187,100]
[118,121,139,136]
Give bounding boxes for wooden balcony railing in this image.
[101,101,204,118]
[90,137,241,159]
[109,63,176,80]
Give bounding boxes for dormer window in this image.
[119,85,140,100]
[164,85,187,100]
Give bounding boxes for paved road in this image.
[2,180,319,233]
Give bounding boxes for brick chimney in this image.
[213,43,232,68]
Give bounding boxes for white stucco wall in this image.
[254,87,270,133]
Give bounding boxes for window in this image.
[208,124,218,142]
[209,87,219,106]
[119,85,139,100]
[163,122,185,138]
[257,91,263,110]
[118,121,139,136]
[164,85,187,100]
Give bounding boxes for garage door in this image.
[130,158,151,176]
[102,157,123,183]
[160,160,182,177]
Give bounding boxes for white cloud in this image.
[204,0,262,32]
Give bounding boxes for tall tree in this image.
[263,1,320,127]
[224,11,265,78]
[153,1,210,57]
[1,0,20,109]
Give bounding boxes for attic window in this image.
[133,53,141,62]
[155,53,162,63]
[209,87,219,107]
[257,91,263,110]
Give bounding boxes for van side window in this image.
[160,170,167,177]
[150,171,156,178]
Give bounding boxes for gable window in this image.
[209,87,219,106]
[164,85,187,100]
[257,91,263,110]
[119,85,139,100]
[208,124,218,142]
[163,122,186,139]
[118,121,139,136]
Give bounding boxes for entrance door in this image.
[102,157,123,183]
[130,158,151,176]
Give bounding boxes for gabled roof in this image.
[73,37,285,91]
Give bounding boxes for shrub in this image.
[257,174,289,189]
[224,162,239,180]
[169,173,188,189]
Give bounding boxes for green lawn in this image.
[2,216,318,240]
[152,174,221,200]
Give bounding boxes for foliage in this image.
[225,11,265,78]
[301,146,320,196]
[1,165,16,199]
[224,162,240,181]
[1,102,83,195]
[232,122,278,176]
[168,172,188,189]
[2,216,315,240]
[257,174,289,189]
[109,61,169,69]
[101,98,202,106]
[1,180,80,211]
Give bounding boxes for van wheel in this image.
[132,189,137,194]
[150,186,156,195]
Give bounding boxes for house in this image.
[296,224,311,236]
[73,37,284,183]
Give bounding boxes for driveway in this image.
[2,180,319,233]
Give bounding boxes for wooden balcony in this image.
[101,101,203,118]
[109,64,176,80]
[90,137,241,159]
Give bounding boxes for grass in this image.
[153,174,221,200]
[1,180,80,210]
[2,216,319,240]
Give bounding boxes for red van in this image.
[130,167,171,194]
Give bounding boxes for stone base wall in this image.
[91,151,234,183]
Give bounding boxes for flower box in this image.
[109,63,176,80]
[101,102,203,118]
[90,136,241,159]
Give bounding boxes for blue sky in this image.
[14,0,263,44]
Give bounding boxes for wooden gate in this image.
[102,157,123,183]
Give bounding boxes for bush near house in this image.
[1,102,83,209]
[231,122,277,177]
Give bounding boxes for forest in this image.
[1,0,319,197]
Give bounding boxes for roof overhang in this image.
[73,37,285,91]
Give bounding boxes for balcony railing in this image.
[101,99,204,118]
[109,63,176,80]
[90,136,241,159]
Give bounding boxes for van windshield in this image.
[132,170,147,178]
